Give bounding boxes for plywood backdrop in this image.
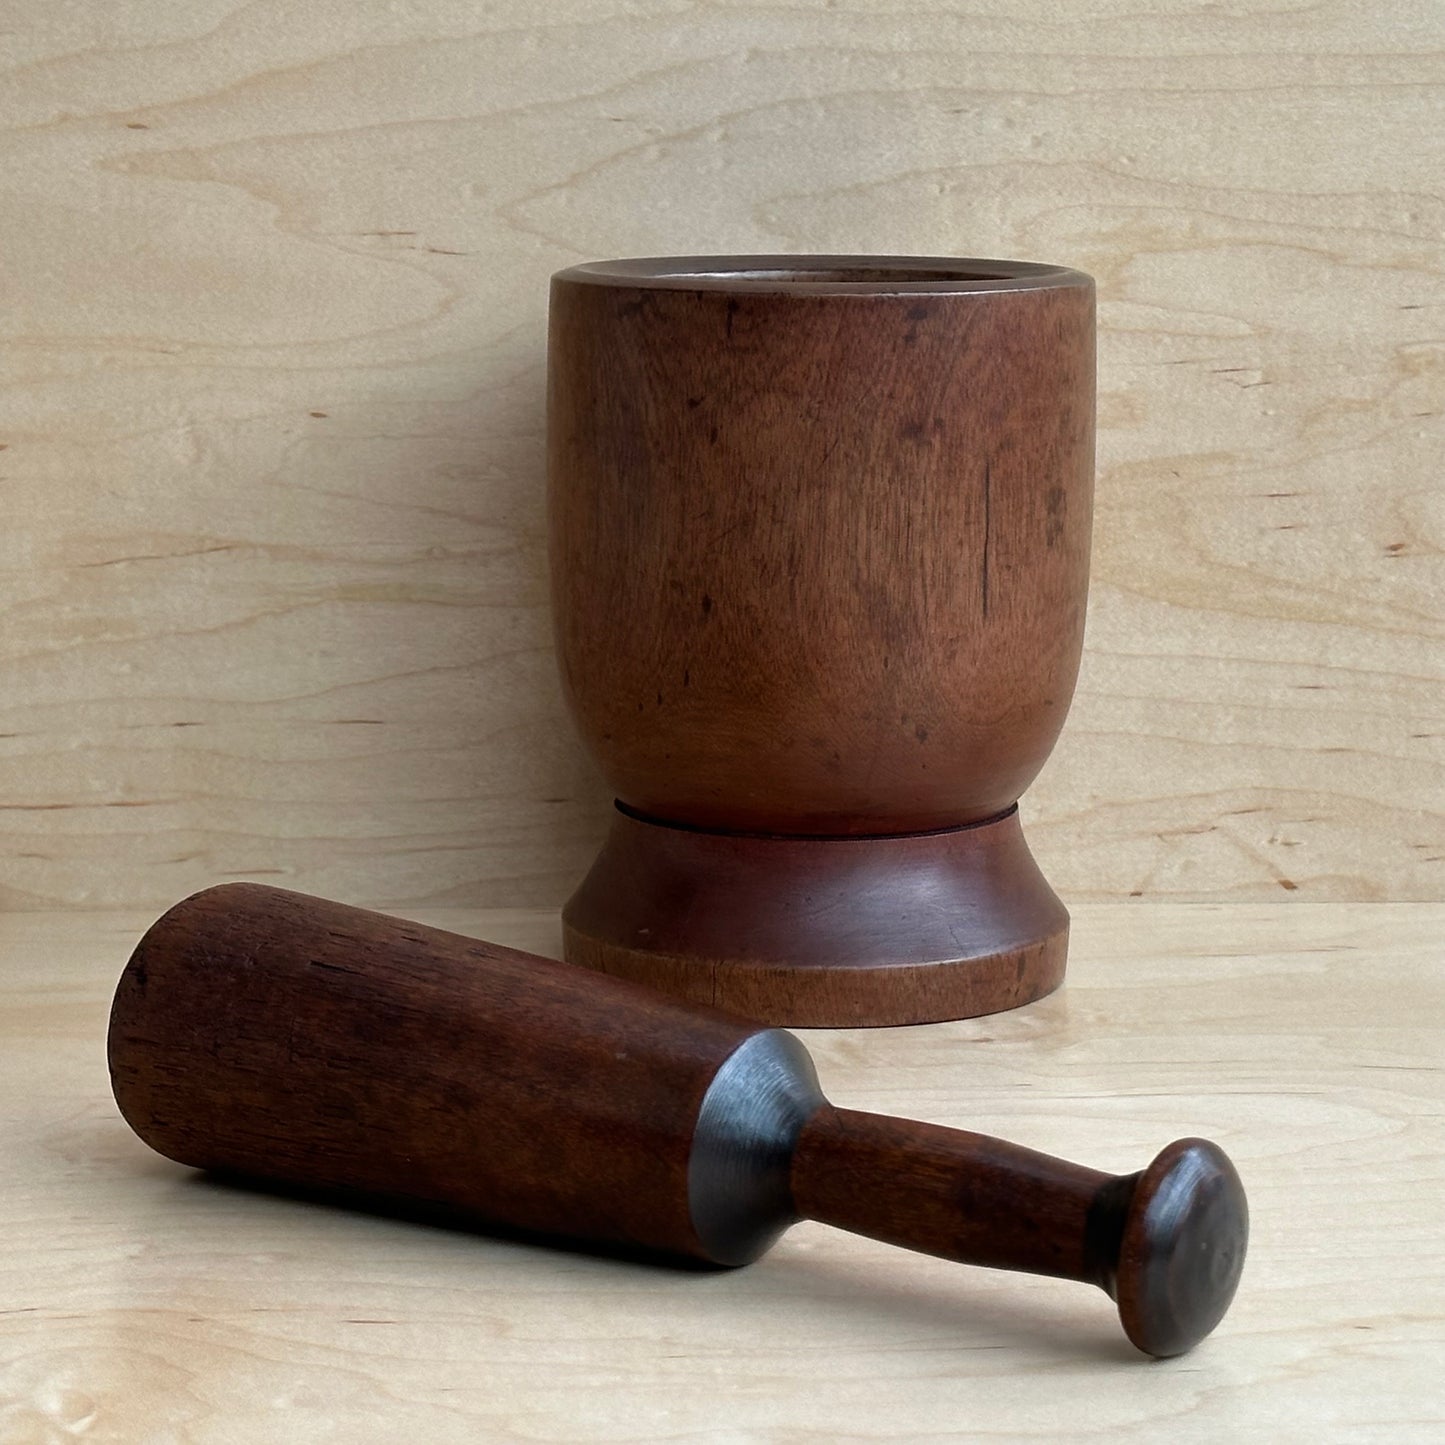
[0,0,1440,910]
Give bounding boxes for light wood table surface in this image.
[2,902,1442,1443]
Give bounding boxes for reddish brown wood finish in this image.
[792,1111,1249,1358]
[548,255,1095,1024]
[108,883,755,1260]
[108,886,1247,1358]
[793,1106,1123,1288]
[563,803,1067,1027]
[549,256,1095,833]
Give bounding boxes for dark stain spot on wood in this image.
[708,425,719,445]
[1385,541,1406,555]
[683,668,690,687]
[308,958,357,975]
[701,593,713,616]
[906,303,930,321]
[981,459,992,618]
[903,328,919,344]
[1129,890,1144,897]
[1044,484,1066,545]
[309,411,328,418]
[618,296,649,318]
[656,691,663,706]
[915,724,928,742]
[1278,878,1299,891]
[900,416,947,444]
[687,396,704,409]
[725,297,739,338]
[126,122,150,129]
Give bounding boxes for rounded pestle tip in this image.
[1113,1138,1249,1358]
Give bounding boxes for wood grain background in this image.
[1,0,1440,910]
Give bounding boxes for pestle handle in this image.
[792,1106,1247,1358]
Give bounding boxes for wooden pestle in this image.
[107,884,1247,1358]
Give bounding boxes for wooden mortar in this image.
[548,255,1095,1025]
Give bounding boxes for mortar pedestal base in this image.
[562,804,1068,1028]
